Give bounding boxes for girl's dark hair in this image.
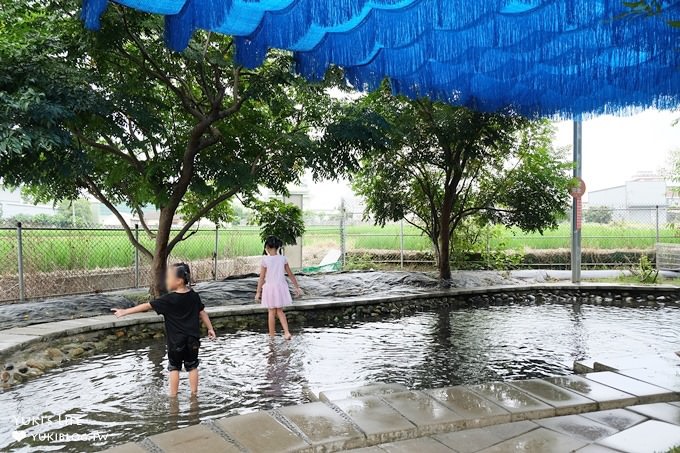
[172,262,191,285]
[263,235,283,255]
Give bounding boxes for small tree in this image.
[353,89,571,281]
[251,199,305,247]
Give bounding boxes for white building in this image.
[588,172,668,224]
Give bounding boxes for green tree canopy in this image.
[0,1,367,294]
[353,87,572,281]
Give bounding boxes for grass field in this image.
[1,222,679,273]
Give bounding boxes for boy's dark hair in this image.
[172,262,191,285]
[263,235,283,255]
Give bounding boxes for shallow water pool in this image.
[2,302,679,452]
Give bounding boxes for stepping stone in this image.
[380,391,464,435]
[476,427,587,452]
[102,443,147,453]
[468,382,555,421]
[379,437,454,452]
[509,379,598,415]
[277,402,364,451]
[585,372,675,403]
[627,402,680,426]
[433,420,537,453]
[546,375,638,410]
[426,386,511,428]
[148,424,241,453]
[597,420,680,453]
[319,383,409,403]
[617,368,680,393]
[215,411,309,452]
[332,395,416,443]
[574,445,620,452]
[535,414,619,442]
[580,408,648,431]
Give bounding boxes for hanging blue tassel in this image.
[81,0,109,30]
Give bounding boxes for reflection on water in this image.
[1,303,679,452]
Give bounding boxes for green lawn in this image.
[1,222,678,273]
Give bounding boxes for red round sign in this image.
[570,178,586,198]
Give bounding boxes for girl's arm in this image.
[111,303,152,318]
[284,263,302,297]
[255,265,266,300]
[199,310,216,339]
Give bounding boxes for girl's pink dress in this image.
[260,255,293,308]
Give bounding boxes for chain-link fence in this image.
[2,205,680,302]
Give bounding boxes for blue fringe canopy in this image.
[81,0,680,118]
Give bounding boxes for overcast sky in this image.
[303,109,680,211]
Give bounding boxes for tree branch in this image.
[71,129,143,172]
[135,206,156,239]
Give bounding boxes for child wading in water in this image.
[112,263,215,397]
[256,236,302,340]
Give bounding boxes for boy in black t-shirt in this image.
[112,263,215,397]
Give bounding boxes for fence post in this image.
[399,220,404,269]
[655,205,660,243]
[134,224,140,288]
[16,222,25,302]
[340,199,346,268]
[213,224,219,281]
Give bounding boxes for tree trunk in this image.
[149,208,174,297]
[438,197,453,282]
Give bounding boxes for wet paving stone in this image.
[545,375,638,410]
[584,372,676,403]
[380,391,464,435]
[509,379,598,415]
[597,420,680,453]
[319,383,409,403]
[102,443,148,453]
[433,420,537,453]
[378,437,454,452]
[148,424,241,453]
[333,396,416,443]
[627,402,680,426]
[579,408,648,431]
[468,382,555,421]
[475,427,587,452]
[215,411,309,453]
[535,414,619,442]
[425,386,511,428]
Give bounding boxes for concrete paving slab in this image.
[425,386,511,428]
[379,437,453,452]
[433,421,537,453]
[345,448,385,453]
[333,396,416,443]
[101,443,148,453]
[580,409,648,431]
[380,391,464,435]
[616,368,680,393]
[215,411,309,453]
[277,402,364,450]
[626,402,680,426]
[319,383,409,403]
[509,379,598,415]
[574,445,621,452]
[468,382,555,421]
[476,427,588,453]
[535,414,619,442]
[148,423,241,453]
[585,372,676,403]
[546,375,638,410]
[597,420,680,453]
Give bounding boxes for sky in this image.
[303,109,680,211]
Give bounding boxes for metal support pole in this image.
[399,220,404,269]
[571,120,583,283]
[134,224,140,288]
[340,199,346,267]
[655,205,660,243]
[16,222,25,302]
[213,224,219,281]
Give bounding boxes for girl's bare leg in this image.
[268,309,277,337]
[276,308,292,340]
[168,370,180,397]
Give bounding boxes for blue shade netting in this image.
[81,0,680,118]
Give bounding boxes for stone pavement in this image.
[104,355,680,453]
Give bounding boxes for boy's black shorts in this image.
[167,336,200,372]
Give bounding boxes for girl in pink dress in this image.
[255,236,302,340]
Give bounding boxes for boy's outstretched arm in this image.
[199,310,216,339]
[111,303,152,318]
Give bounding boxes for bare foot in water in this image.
[283,333,292,340]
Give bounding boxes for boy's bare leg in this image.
[189,368,199,396]
[168,370,180,397]
[276,308,292,340]
[268,309,277,336]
